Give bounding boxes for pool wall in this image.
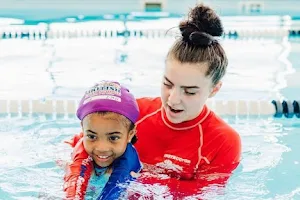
[0,0,300,20]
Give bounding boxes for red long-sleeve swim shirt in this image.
[133,97,241,197]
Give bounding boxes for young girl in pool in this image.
[63,80,142,200]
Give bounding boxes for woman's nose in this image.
[168,88,181,105]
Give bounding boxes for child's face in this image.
[81,113,135,168]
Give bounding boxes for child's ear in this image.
[80,121,84,132]
[128,126,136,143]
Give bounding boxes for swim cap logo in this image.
[83,81,122,104]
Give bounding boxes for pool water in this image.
[0,36,299,100]
[0,116,299,199]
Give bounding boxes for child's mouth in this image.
[97,155,109,159]
[94,155,112,163]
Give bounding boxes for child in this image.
[63,80,142,200]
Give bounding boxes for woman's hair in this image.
[167,4,228,86]
[96,112,137,144]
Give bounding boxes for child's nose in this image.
[94,140,111,152]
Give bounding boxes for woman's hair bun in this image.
[179,4,223,46]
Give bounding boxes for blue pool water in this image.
[0,16,300,199]
[0,116,299,199]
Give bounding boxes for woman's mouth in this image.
[168,105,183,114]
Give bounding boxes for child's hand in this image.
[130,171,140,178]
[64,132,84,147]
[55,159,69,171]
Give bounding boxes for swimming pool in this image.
[0,15,300,199]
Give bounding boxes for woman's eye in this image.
[109,136,120,141]
[185,91,196,95]
[163,82,172,88]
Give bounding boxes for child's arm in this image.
[63,136,93,200]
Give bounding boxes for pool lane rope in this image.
[0,99,299,118]
[0,28,294,39]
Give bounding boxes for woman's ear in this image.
[209,81,222,98]
[128,125,136,143]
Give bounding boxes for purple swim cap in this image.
[76,80,139,123]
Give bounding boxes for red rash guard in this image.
[134,97,241,197]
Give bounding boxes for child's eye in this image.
[87,134,96,140]
[109,136,120,141]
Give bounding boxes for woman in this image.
[133,3,241,197]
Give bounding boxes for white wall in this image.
[0,0,299,20]
[164,0,200,14]
[203,0,300,16]
[0,0,142,20]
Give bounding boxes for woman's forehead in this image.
[164,59,211,86]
